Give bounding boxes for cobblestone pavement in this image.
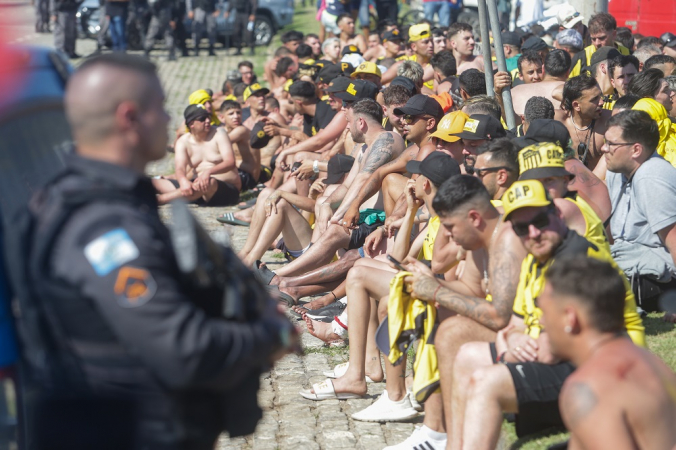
[2,4,429,448]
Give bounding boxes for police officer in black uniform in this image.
[224,0,257,56]
[9,53,296,450]
[144,0,178,60]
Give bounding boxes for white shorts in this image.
[321,10,342,35]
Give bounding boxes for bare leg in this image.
[462,364,517,450]
[329,267,395,395]
[277,250,361,287]
[377,293,406,401]
[241,198,313,267]
[434,316,495,450]
[156,178,220,205]
[271,224,351,278]
[237,187,279,256]
[234,176,298,223]
[450,341,496,450]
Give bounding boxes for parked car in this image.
[78,0,294,48]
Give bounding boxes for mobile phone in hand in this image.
[290,162,301,172]
[387,254,407,271]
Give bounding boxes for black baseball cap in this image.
[325,75,352,93]
[341,44,362,56]
[250,121,272,149]
[514,119,572,153]
[661,32,676,48]
[383,29,404,43]
[522,36,548,51]
[501,31,521,48]
[184,104,210,125]
[325,154,355,184]
[317,64,344,84]
[590,46,621,66]
[390,76,417,96]
[406,151,461,186]
[452,114,506,140]
[333,79,379,101]
[339,61,356,76]
[393,94,445,120]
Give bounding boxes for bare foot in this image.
[304,314,343,343]
[291,294,334,315]
[234,207,253,223]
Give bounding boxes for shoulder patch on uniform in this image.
[114,266,156,308]
[84,228,140,276]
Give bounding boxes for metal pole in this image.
[477,0,494,95]
[485,0,516,129]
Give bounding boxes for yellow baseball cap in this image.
[409,24,431,43]
[518,142,573,180]
[188,89,212,105]
[243,83,270,102]
[351,61,382,78]
[502,180,553,220]
[430,111,469,143]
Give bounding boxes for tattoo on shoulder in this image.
[361,133,395,174]
[562,381,598,429]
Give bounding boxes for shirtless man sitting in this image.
[496,49,571,121]
[560,75,610,170]
[218,100,260,192]
[539,256,676,450]
[336,13,367,54]
[153,104,240,206]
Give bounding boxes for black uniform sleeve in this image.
[51,202,282,391]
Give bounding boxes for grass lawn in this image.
[305,312,676,448]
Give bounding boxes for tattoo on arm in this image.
[361,133,395,174]
[567,164,601,188]
[487,237,523,327]
[414,240,522,330]
[562,381,598,429]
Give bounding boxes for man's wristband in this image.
[313,160,319,174]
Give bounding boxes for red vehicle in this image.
[609,0,676,37]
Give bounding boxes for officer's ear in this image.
[117,100,140,131]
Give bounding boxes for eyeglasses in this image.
[473,166,511,177]
[402,114,428,124]
[511,210,552,237]
[603,139,637,149]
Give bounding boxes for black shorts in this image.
[489,342,574,437]
[348,222,381,250]
[238,169,258,192]
[168,178,239,207]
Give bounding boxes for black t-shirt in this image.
[311,100,337,136]
[302,114,314,137]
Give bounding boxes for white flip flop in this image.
[299,379,364,401]
[323,362,376,383]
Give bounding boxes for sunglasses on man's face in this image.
[402,114,429,124]
[511,210,551,237]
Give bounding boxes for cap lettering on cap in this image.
[463,119,479,133]
[342,62,349,71]
[347,83,357,95]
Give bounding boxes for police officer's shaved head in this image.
[65,54,163,147]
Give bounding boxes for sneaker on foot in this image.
[383,425,447,450]
[351,390,418,422]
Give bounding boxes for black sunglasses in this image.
[511,210,552,237]
[473,166,511,177]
